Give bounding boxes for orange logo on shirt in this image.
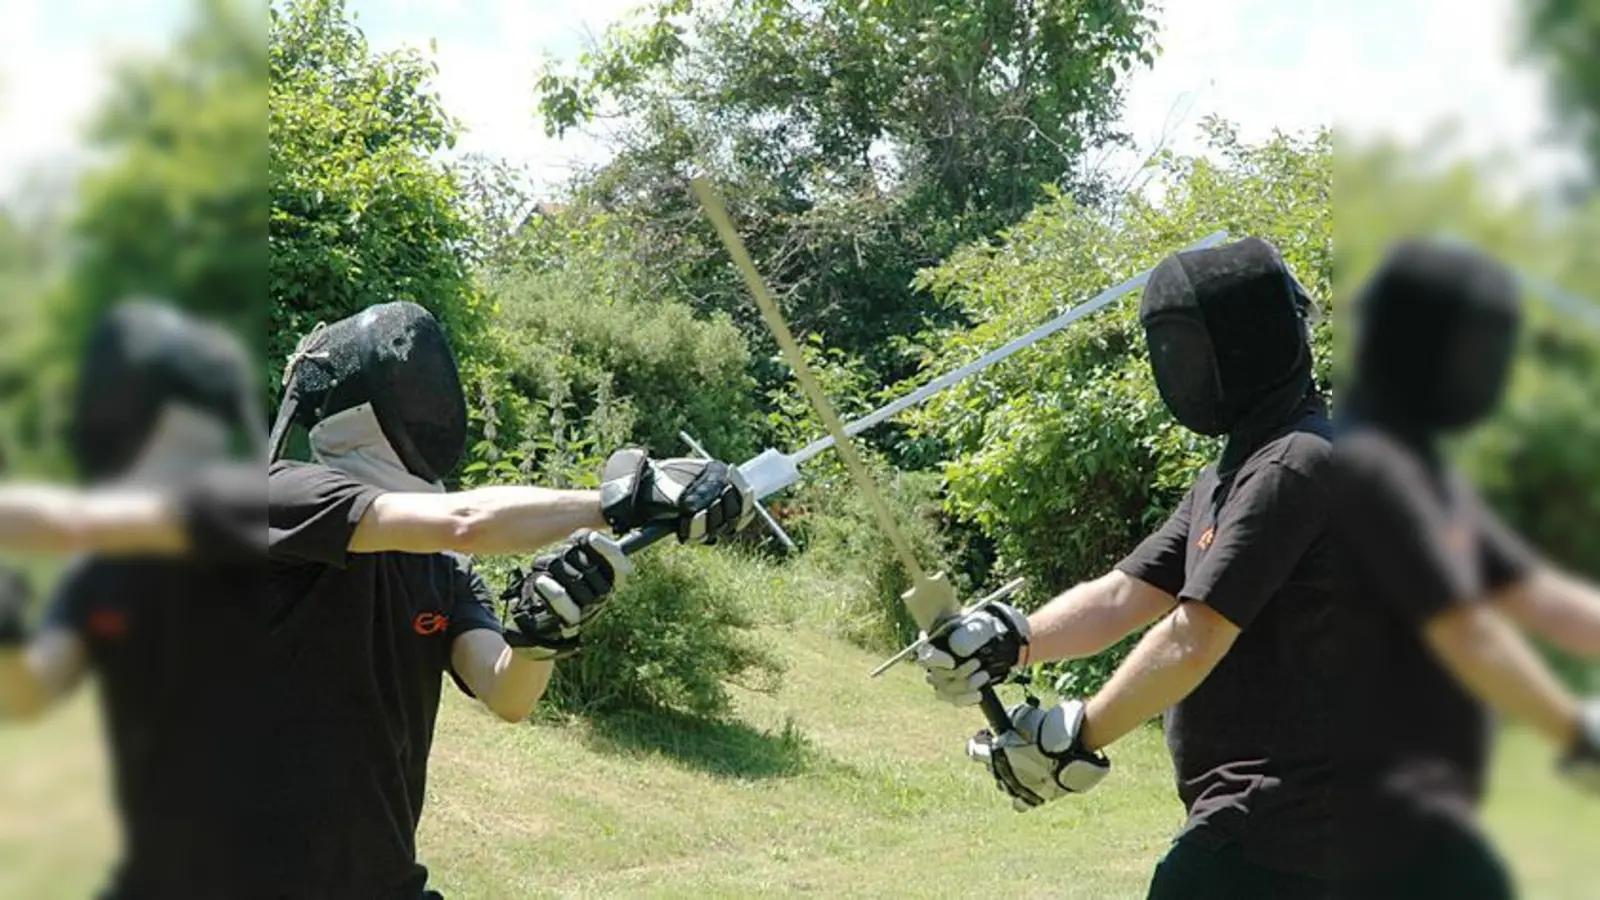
[87,608,128,641]
[1197,526,1216,550]
[413,612,449,636]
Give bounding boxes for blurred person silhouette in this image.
[0,299,270,899]
[262,302,753,898]
[1331,240,1600,900]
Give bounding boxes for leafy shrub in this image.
[480,209,763,474]
[519,543,786,719]
[753,336,982,650]
[1459,303,1600,578]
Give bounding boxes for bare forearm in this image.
[483,648,553,723]
[1505,570,1600,658]
[0,486,88,555]
[453,629,553,722]
[0,484,184,556]
[1024,571,1176,666]
[1081,605,1231,751]
[452,488,607,556]
[1426,605,1580,747]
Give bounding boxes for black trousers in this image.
[1331,824,1514,900]
[1146,840,1329,900]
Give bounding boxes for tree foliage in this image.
[534,0,1159,393]
[1520,0,1600,180]
[6,0,266,477]
[268,0,492,423]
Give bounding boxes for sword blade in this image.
[791,230,1230,466]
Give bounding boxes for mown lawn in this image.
[1,626,1595,898]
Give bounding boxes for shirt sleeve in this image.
[446,554,503,699]
[1466,493,1540,593]
[178,463,268,564]
[1332,441,1476,625]
[268,462,383,568]
[1116,484,1196,598]
[1180,461,1326,630]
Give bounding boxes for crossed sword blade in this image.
[690,177,1017,736]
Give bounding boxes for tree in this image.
[268,0,490,416]
[62,0,268,340]
[533,0,1160,393]
[6,0,266,476]
[1520,0,1600,181]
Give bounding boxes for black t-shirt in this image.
[264,461,500,898]
[41,464,273,899]
[1328,429,1537,876]
[1116,415,1336,877]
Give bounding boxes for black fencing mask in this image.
[1139,237,1314,439]
[70,300,263,483]
[1349,239,1521,436]
[271,302,466,488]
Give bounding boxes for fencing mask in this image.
[1139,237,1315,438]
[70,300,263,484]
[1349,239,1521,435]
[271,302,466,492]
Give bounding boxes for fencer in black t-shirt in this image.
[916,238,1339,899]
[259,302,756,898]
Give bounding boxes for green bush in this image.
[478,210,763,476]
[752,337,980,651]
[1459,303,1600,578]
[523,543,785,719]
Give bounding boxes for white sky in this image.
[0,0,1583,200]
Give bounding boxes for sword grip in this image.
[618,523,674,555]
[979,687,1011,735]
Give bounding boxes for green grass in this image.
[1,626,1596,898]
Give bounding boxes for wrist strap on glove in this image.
[977,698,1110,811]
[502,531,632,660]
[599,448,753,544]
[599,449,652,535]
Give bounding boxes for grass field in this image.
[2,625,1596,898]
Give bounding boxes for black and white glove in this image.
[1559,699,1600,793]
[502,530,634,661]
[600,448,756,545]
[968,699,1111,812]
[914,600,1029,706]
[0,567,30,648]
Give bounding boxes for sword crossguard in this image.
[868,576,1028,678]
